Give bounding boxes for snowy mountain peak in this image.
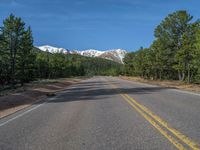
[37,45,69,54]
[37,45,128,63]
[74,49,104,57]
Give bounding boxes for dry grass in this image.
[120,76,200,93]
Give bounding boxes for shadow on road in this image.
[46,79,169,104]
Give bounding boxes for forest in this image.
[0,14,122,89]
[124,10,200,83]
[1,10,200,90]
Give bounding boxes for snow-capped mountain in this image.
[73,49,127,63]
[38,45,69,54]
[37,45,127,63]
[74,49,104,57]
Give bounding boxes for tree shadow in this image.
[47,80,169,104]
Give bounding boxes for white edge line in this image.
[118,77,200,97]
[0,103,44,127]
[168,89,200,97]
[0,79,90,128]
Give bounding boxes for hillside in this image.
[37,45,127,63]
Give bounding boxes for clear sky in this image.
[0,0,200,51]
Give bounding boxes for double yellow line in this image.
[109,83,199,150]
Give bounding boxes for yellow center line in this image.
[107,81,200,150]
[120,94,186,150]
[123,94,200,150]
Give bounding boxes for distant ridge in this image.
[37,45,127,63]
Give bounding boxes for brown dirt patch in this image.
[0,78,84,118]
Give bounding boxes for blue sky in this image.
[0,0,200,51]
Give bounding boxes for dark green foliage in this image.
[34,52,122,79]
[17,27,36,85]
[1,14,26,87]
[124,10,200,83]
[0,14,122,89]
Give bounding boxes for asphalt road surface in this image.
[0,76,200,150]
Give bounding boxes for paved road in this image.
[0,76,200,150]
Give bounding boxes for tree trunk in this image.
[178,71,182,81]
[10,42,15,89]
[187,64,190,83]
[10,34,18,89]
[181,71,185,81]
[21,63,25,86]
[159,71,162,80]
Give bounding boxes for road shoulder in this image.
[0,78,86,119]
[119,76,200,94]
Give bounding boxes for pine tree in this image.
[154,10,193,80]
[1,14,25,88]
[17,26,35,85]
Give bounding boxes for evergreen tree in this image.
[17,27,35,85]
[1,14,25,88]
[154,10,193,80]
[123,10,200,83]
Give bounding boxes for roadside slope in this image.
[0,78,83,118]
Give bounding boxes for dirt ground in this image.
[0,78,85,118]
[120,76,200,93]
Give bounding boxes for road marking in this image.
[121,94,186,150]
[0,103,44,127]
[0,78,92,128]
[119,77,200,97]
[124,94,200,150]
[0,81,85,128]
[0,78,92,127]
[168,89,200,97]
[0,96,58,128]
[108,81,200,150]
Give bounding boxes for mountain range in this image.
[37,45,128,63]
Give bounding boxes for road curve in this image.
[0,76,200,150]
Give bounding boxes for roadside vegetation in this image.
[124,10,200,84]
[0,14,122,91]
[1,10,200,92]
